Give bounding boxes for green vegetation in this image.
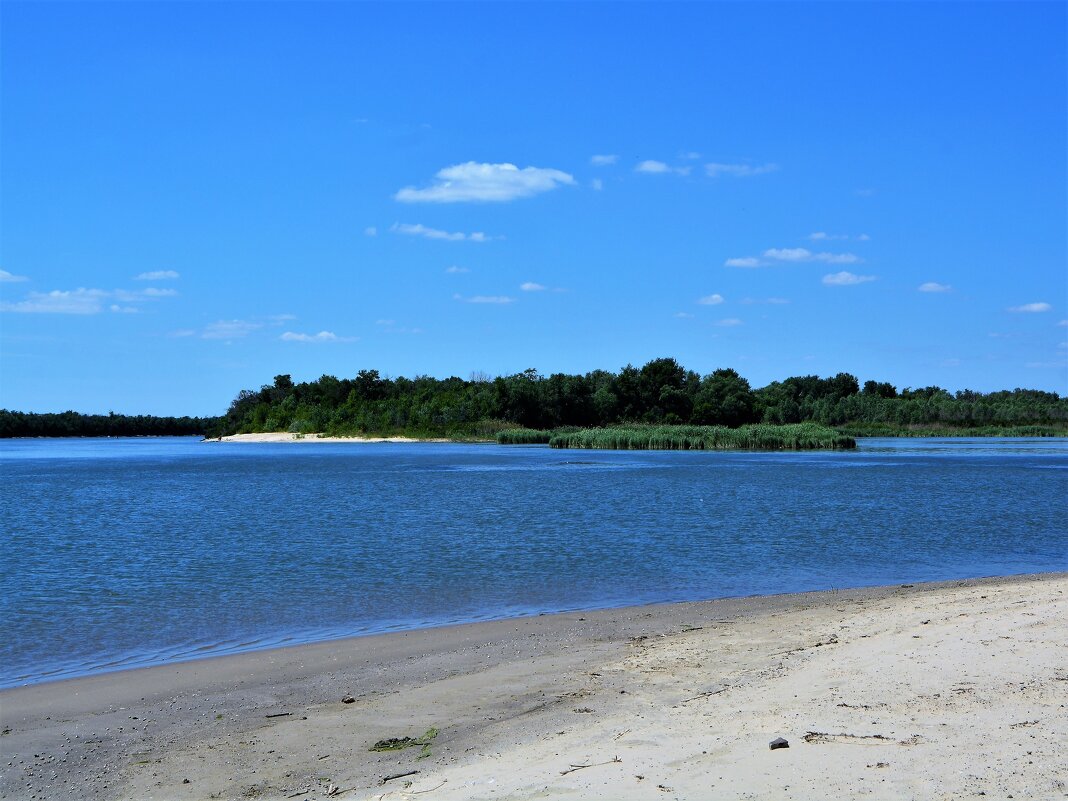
[0,409,217,438]
[4,357,1065,441]
[207,360,1066,441]
[548,423,856,451]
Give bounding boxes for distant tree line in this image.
[209,359,1068,438]
[0,410,216,438]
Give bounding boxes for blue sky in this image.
[2,2,1065,416]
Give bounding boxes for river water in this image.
[1,437,1065,687]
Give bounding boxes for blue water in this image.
[1,437,1065,687]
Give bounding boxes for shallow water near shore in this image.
[2,436,1065,687]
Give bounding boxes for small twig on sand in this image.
[380,770,420,785]
[613,729,631,740]
[410,780,447,794]
[679,687,728,704]
[560,756,622,776]
[286,791,309,799]
[266,712,292,718]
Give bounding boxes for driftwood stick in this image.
[560,756,622,775]
[380,770,420,785]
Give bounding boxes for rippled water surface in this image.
[2,437,1066,686]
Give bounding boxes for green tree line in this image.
[209,358,1068,439]
[0,410,217,438]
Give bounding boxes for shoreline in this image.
[212,432,462,443]
[3,572,1065,799]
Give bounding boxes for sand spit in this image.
[1,574,1066,800]
[212,433,454,444]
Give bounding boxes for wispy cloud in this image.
[0,269,29,283]
[445,265,470,274]
[724,257,764,268]
[280,330,357,343]
[364,226,377,237]
[807,232,870,243]
[590,154,618,166]
[705,162,778,178]
[1007,302,1052,313]
[591,178,604,191]
[918,282,952,293]
[395,162,574,203]
[520,282,546,292]
[680,151,702,160]
[453,293,515,304]
[698,293,725,305]
[134,270,180,281]
[716,318,743,327]
[202,320,262,339]
[740,297,790,305]
[635,160,691,176]
[1,285,177,314]
[822,271,876,286]
[674,311,694,318]
[1057,319,1068,327]
[765,247,860,264]
[391,222,494,242]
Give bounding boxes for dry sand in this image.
[212,434,453,444]
[2,574,1066,800]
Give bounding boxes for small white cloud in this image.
[807,232,849,241]
[391,222,494,242]
[918,282,952,293]
[109,304,139,314]
[705,162,778,178]
[857,233,871,241]
[454,293,515,304]
[0,288,108,314]
[202,320,262,340]
[698,293,725,305]
[725,256,764,268]
[140,287,178,297]
[280,330,356,343]
[674,312,694,318]
[764,247,859,264]
[445,265,470,274]
[716,318,743,327]
[395,162,574,203]
[0,269,29,283]
[680,151,702,160]
[520,282,546,292]
[591,178,604,191]
[134,270,180,281]
[1007,302,1052,313]
[1057,319,1068,327]
[590,154,618,166]
[823,271,876,286]
[364,226,377,237]
[635,160,690,176]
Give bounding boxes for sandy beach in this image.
[213,434,455,444]
[2,574,1066,801]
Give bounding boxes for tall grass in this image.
[496,428,554,444]
[548,423,855,451]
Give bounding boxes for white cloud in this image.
[364,226,377,237]
[918,282,952,293]
[635,160,691,176]
[1,288,109,314]
[109,304,139,314]
[394,162,574,203]
[725,256,764,268]
[520,282,546,292]
[764,247,860,264]
[705,162,778,178]
[822,271,876,286]
[591,178,604,191]
[698,293,725,305]
[716,318,743,327]
[807,232,847,241]
[445,265,470,274]
[202,320,262,340]
[674,312,694,318]
[1057,319,1068,327]
[453,293,515,304]
[857,233,871,241]
[1008,302,1052,313]
[0,269,29,283]
[280,330,356,343]
[590,154,618,166]
[391,222,494,242]
[134,270,180,281]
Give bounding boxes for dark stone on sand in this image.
[769,737,790,750]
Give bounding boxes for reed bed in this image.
[548,423,856,451]
[496,428,554,444]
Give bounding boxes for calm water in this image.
[1,437,1066,687]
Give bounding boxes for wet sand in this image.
[2,573,1065,800]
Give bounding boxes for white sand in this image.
[2,574,1065,800]
[213,433,451,444]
